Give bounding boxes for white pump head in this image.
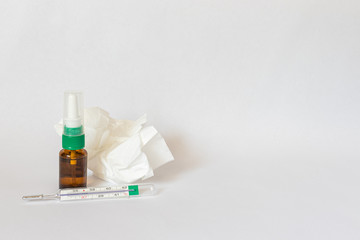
[63,91,84,129]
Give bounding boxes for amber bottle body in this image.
[59,149,87,189]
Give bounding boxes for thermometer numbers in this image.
[60,185,131,201]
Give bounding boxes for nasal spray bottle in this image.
[59,92,87,189]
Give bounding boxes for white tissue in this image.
[55,107,174,184]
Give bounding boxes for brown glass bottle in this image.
[59,149,87,189]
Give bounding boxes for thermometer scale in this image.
[22,183,155,202]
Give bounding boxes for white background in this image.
[0,0,359,239]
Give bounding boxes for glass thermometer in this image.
[22,183,155,202]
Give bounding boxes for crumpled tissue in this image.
[55,107,174,184]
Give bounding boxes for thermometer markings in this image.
[23,184,149,202]
[60,189,134,197]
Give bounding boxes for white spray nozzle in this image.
[63,91,84,129]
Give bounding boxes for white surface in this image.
[0,1,359,239]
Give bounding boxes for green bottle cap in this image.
[62,134,85,150]
[62,126,85,150]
